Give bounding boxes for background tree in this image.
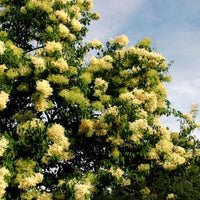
[0,0,200,199]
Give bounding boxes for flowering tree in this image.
[0,0,200,199]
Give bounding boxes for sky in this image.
[85,0,200,138]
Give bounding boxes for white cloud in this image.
[86,0,145,42]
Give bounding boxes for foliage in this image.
[0,0,200,199]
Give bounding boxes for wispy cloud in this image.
[86,0,145,42]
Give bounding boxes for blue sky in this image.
[86,0,200,137]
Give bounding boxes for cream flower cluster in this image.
[140,187,151,195]
[129,119,148,132]
[81,72,92,84]
[37,192,53,200]
[36,79,53,97]
[74,182,94,200]
[69,5,81,19]
[14,158,43,190]
[0,64,7,74]
[0,91,9,111]
[52,57,69,72]
[87,55,113,73]
[68,175,95,200]
[18,65,32,77]
[104,105,118,116]
[56,0,71,4]
[110,34,129,47]
[34,80,53,112]
[147,123,189,171]
[0,41,6,55]
[166,193,175,200]
[119,91,142,105]
[52,10,69,22]
[138,163,150,172]
[59,88,89,108]
[107,135,124,146]
[8,43,24,58]
[129,119,149,143]
[31,56,45,74]
[18,173,44,189]
[138,37,152,48]
[94,77,108,97]
[27,0,54,13]
[42,124,71,163]
[79,119,94,137]
[115,43,167,70]
[5,68,19,79]
[108,167,131,186]
[0,136,9,157]
[128,46,166,68]
[79,115,109,137]
[48,74,69,85]
[71,18,82,31]
[59,23,70,38]
[119,88,159,112]
[0,167,10,199]
[46,123,65,142]
[45,41,62,55]
[144,92,158,112]
[108,167,124,179]
[88,39,103,48]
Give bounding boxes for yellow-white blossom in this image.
[9,43,23,57]
[0,91,9,111]
[0,136,9,157]
[138,37,152,48]
[166,193,175,200]
[79,119,94,137]
[0,64,7,74]
[47,124,65,142]
[46,41,62,55]
[71,19,82,31]
[37,192,53,200]
[108,167,124,179]
[88,39,103,48]
[18,173,44,189]
[156,139,174,154]
[163,153,186,171]
[54,10,69,22]
[48,74,69,85]
[0,167,10,199]
[138,163,150,172]
[59,23,70,38]
[74,181,94,200]
[190,103,198,115]
[69,5,81,19]
[129,119,148,132]
[36,80,53,98]
[110,34,129,47]
[52,58,68,72]
[31,57,45,73]
[0,41,6,55]
[94,78,108,92]
[27,0,54,13]
[119,92,141,105]
[34,97,50,112]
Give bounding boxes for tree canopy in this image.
[0,0,200,199]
